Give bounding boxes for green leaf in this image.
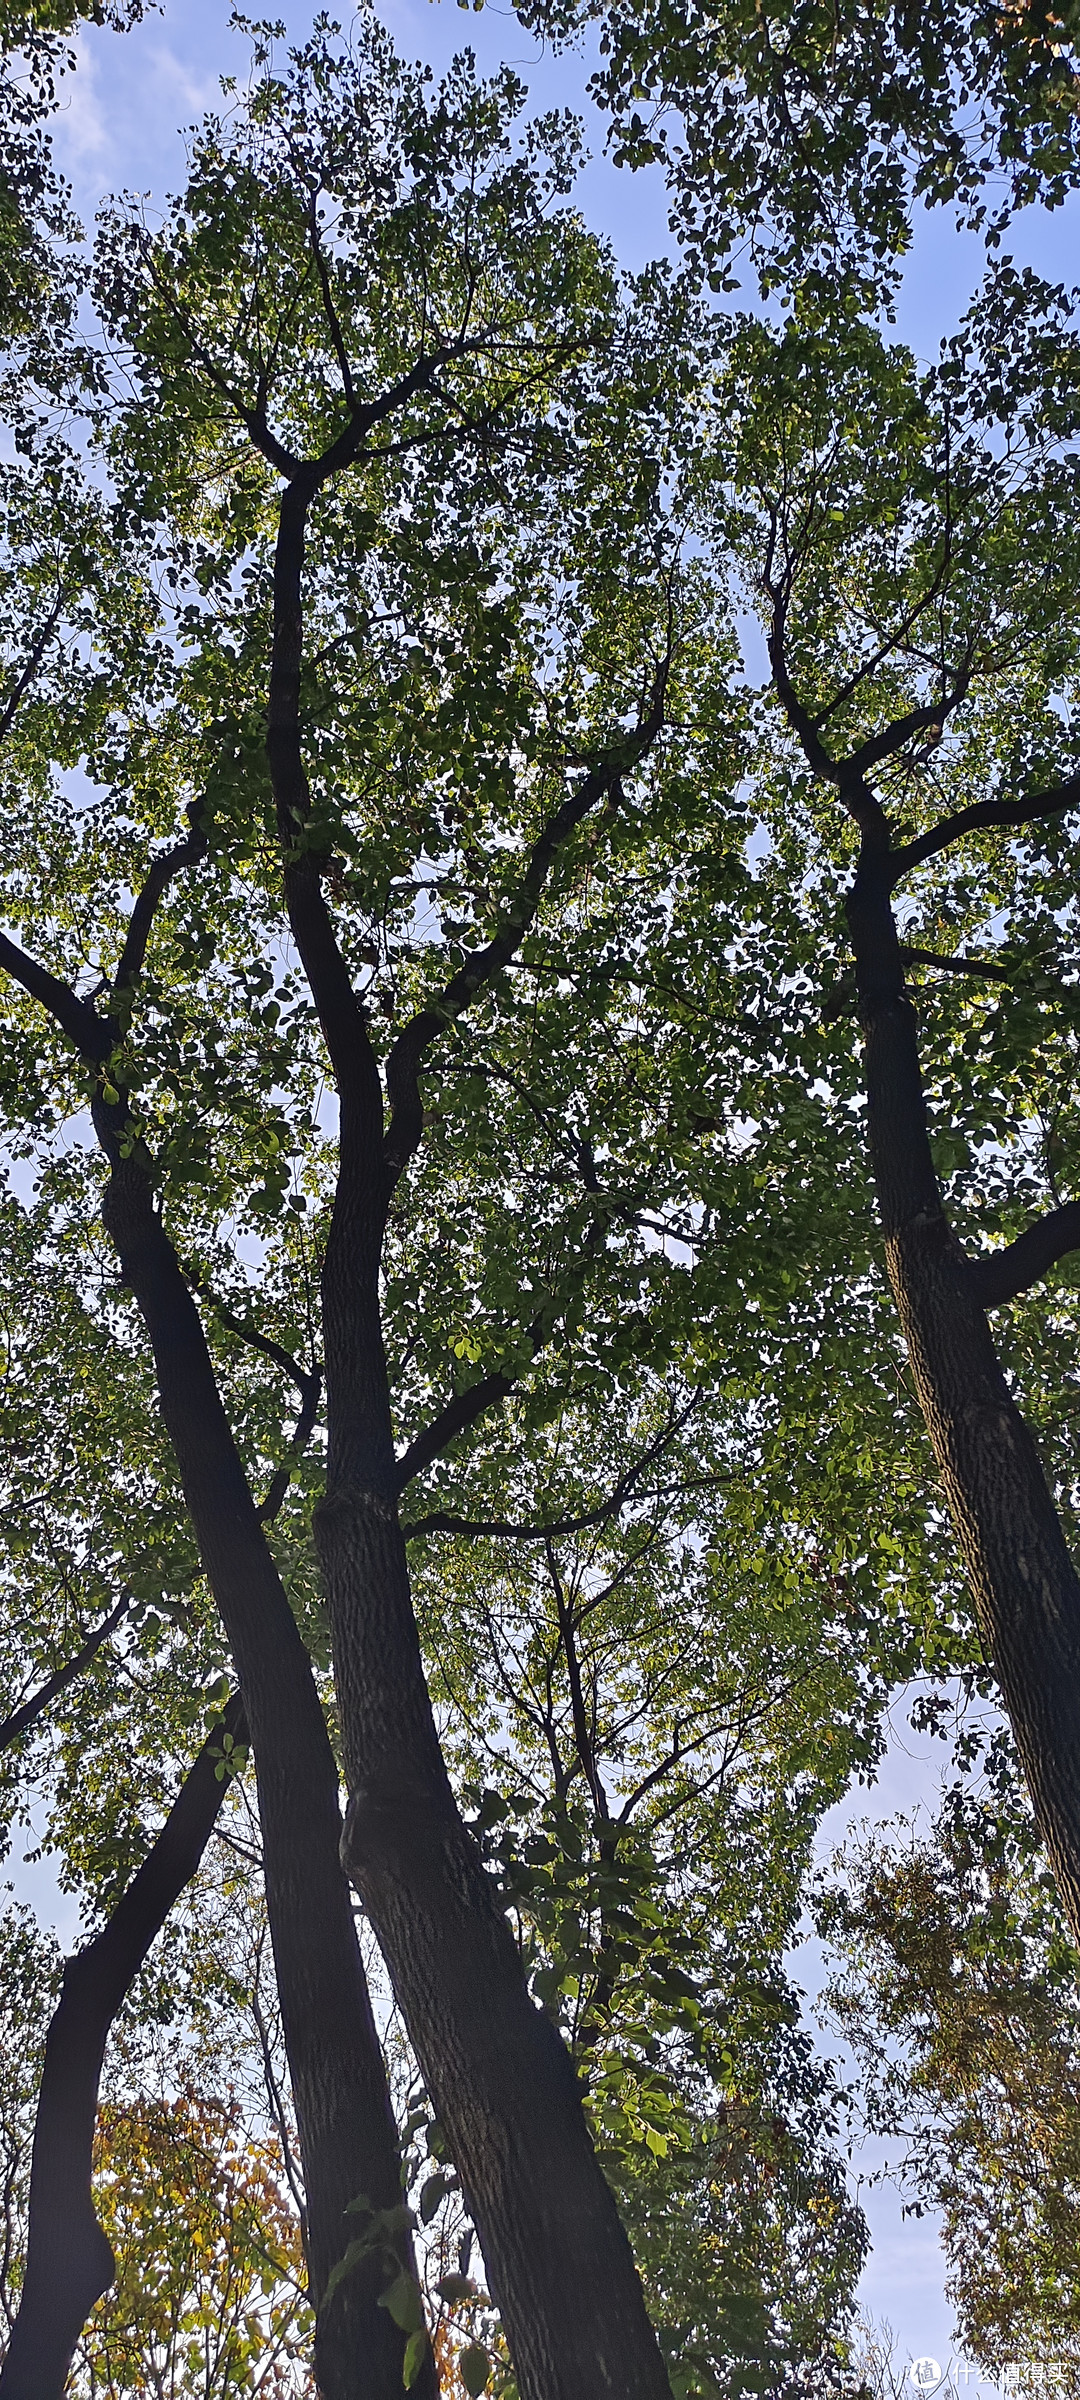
[324,2236,374,2307]
[460,2345,491,2396]
[378,2270,425,2335]
[403,2329,430,2389]
[419,2172,451,2224]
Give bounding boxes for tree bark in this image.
[299,1090,672,2400]
[99,1154,437,2400]
[265,450,672,2400]
[847,850,1080,1943]
[0,1696,247,2400]
[320,1389,674,2400]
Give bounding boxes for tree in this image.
[79,2091,312,2400]
[514,0,1080,1993]
[685,280,1080,1956]
[0,12,715,2393]
[413,1396,881,2393]
[819,1741,1080,2390]
[0,1694,249,2400]
[511,0,1080,296]
[0,0,936,2380]
[11,2,1080,2387]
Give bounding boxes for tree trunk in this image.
[0,1697,246,2400]
[847,853,1080,1943]
[99,1154,437,2400]
[313,1121,673,2400]
[265,460,672,2400]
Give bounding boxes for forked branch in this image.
[0,930,109,1063]
[402,1391,702,1541]
[0,592,65,750]
[395,1367,516,1493]
[1,790,210,1062]
[258,1368,323,1524]
[111,811,210,1007]
[765,564,973,833]
[193,1280,316,1398]
[384,674,669,1182]
[901,945,1016,985]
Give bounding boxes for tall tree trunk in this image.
[0,1697,247,2400]
[847,852,1080,1942]
[99,1154,437,2400]
[266,455,672,2400]
[309,1098,673,2400]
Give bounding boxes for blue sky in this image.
[19,1,1077,2383]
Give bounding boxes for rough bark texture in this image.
[324,1483,674,2400]
[100,1155,436,2400]
[308,963,671,2400]
[0,1697,247,2400]
[266,466,672,2398]
[848,854,1080,1944]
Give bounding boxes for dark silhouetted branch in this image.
[194,1282,317,1398]
[258,1369,322,1524]
[967,1201,1080,1308]
[891,776,1080,880]
[901,945,1016,984]
[403,1394,703,1540]
[384,674,669,1183]
[395,1368,516,1493]
[111,815,209,1006]
[0,1592,134,1753]
[844,667,971,783]
[0,930,109,1063]
[0,1693,247,2400]
[0,593,64,749]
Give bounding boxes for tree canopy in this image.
[1,3,1080,2397]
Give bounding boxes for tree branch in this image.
[402,1395,702,1540]
[1,797,210,1067]
[384,677,669,1183]
[0,929,110,1063]
[268,473,386,1159]
[257,340,474,490]
[306,190,357,415]
[890,774,1080,881]
[764,577,889,840]
[192,1278,317,1398]
[110,812,209,1007]
[547,1540,609,1822]
[842,663,972,783]
[0,592,64,749]
[0,1693,247,2400]
[0,1592,133,1754]
[395,1368,515,1494]
[765,594,838,785]
[967,1201,1080,1308]
[900,944,1016,984]
[257,1368,322,1524]
[402,1489,668,1543]
[0,1363,313,1749]
[764,543,974,827]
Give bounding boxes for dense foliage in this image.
[820,1739,1080,2389]
[1,0,1080,2394]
